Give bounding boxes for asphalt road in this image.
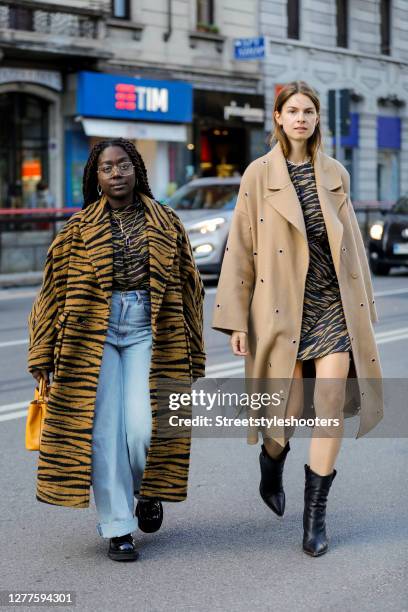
[0,272,407,612]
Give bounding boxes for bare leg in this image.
[309,352,350,476]
[263,360,303,458]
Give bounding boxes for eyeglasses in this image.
[97,162,135,178]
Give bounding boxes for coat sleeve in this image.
[27,244,59,373]
[179,222,206,380]
[339,165,378,324]
[212,169,255,335]
[27,220,73,374]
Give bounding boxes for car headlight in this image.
[188,217,226,234]
[369,222,384,240]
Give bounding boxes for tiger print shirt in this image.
[104,196,150,291]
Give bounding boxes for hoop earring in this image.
[97,184,102,196]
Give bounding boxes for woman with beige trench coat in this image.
[212,81,383,557]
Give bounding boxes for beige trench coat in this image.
[212,142,383,441]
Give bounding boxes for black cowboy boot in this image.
[136,499,163,533]
[108,533,139,562]
[259,441,291,516]
[303,464,337,557]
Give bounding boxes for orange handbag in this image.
[25,377,49,451]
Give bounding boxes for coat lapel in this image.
[139,193,178,325]
[78,195,113,304]
[265,143,307,242]
[79,194,178,318]
[314,149,347,276]
[264,143,347,276]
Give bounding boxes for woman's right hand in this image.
[231,331,249,356]
[31,369,50,385]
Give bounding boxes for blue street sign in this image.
[234,37,265,60]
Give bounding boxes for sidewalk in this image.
[0,271,43,289]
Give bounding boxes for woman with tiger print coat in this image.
[28,138,205,561]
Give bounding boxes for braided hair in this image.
[82,138,154,208]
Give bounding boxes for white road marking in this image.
[0,339,28,348]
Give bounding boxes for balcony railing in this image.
[0,0,107,40]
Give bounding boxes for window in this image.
[197,0,214,25]
[287,0,300,40]
[380,0,391,55]
[336,0,348,48]
[9,7,34,31]
[112,0,130,20]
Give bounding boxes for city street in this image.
[0,273,407,611]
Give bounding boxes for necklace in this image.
[287,156,311,166]
[111,207,138,248]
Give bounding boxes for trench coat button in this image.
[260,218,264,222]
[361,392,365,396]
[245,192,249,196]
[275,309,279,313]
[371,358,376,362]
[254,252,257,256]
[262,160,267,164]
[292,339,296,344]
[260,279,264,283]
[278,249,283,254]
[342,247,347,252]
[241,280,244,285]
[360,303,364,307]
[351,272,358,279]
[372,299,375,304]
[217,304,220,308]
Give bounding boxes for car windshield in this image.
[392,196,408,214]
[166,183,239,211]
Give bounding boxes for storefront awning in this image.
[80,118,187,142]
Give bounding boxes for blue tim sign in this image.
[77,71,193,123]
[234,37,265,60]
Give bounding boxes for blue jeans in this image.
[91,289,152,538]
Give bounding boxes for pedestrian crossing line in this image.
[0,401,28,414]
[0,409,27,423]
[0,339,28,348]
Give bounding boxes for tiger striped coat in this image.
[27,193,205,508]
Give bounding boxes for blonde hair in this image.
[270,81,322,163]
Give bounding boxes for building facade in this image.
[260,0,408,203]
[0,0,265,207]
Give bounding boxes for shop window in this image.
[9,6,34,31]
[0,93,51,209]
[197,0,214,26]
[336,0,348,48]
[380,0,391,55]
[287,0,300,40]
[112,0,130,20]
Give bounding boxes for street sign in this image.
[234,37,265,60]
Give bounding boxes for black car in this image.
[368,195,408,275]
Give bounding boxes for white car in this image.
[165,177,240,275]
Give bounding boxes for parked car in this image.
[165,177,240,275]
[368,195,408,275]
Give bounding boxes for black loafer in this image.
[108,533,139,562]
[136,499,163,533]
